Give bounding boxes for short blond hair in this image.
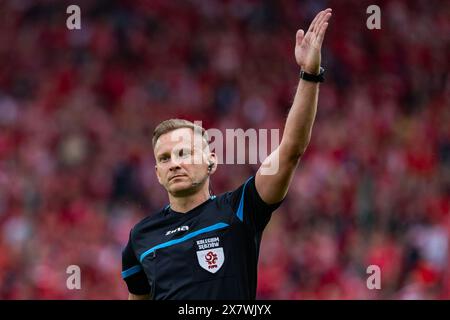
[152,119,209,149]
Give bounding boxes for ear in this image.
[155,164,163,185]
[208,152,218,175]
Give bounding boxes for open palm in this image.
[295,9,332,74]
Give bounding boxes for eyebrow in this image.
[156,144,196,159]
[156,149,170,158]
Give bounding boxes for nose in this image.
[169,158,182,172]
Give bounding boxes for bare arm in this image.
[255,9,332,204]
[128,293,151,300]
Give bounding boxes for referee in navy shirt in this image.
[122,8,332,300]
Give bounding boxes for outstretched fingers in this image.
[313,8,332,34]
[310,9,332,47]
[315,18,330,47]
[307,10,324,34]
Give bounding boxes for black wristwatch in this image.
[300,67,325,83]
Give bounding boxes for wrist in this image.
[301,66,320,75]
[299,67,325,83]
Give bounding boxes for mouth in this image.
[169,174,187,181]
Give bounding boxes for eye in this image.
[159,155,170,163]
[178,148,191,158]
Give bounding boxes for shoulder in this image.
[130,207,167,239]
[217,176,254,201]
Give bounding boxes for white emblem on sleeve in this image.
[196,247,224,273]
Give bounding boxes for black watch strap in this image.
[300,67,325,83]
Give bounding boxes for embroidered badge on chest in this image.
[196,247,224,273]
[195,237,224,273]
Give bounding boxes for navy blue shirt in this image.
[121,176,283,300]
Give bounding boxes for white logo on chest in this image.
[195,237,224,273]
[196,248,224,273]
[165,225,189,236]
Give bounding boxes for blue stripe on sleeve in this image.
[121,264,143,279]
[236,177,253,222]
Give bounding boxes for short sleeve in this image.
[225,176,283,232]
[121,231,151,295]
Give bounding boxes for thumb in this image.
[296,29,305,45]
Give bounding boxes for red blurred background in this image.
[0,0,448,299]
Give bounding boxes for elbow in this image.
[288,149,306,163]
[284,147,307,165]
[281,139,310,163]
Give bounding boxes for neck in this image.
[168,187,211,213]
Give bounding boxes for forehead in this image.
[154,127,204,155]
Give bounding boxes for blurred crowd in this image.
[0,0,448,299]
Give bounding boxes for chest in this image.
[134,211,252,298]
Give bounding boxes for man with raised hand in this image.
[122,8,332,300]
